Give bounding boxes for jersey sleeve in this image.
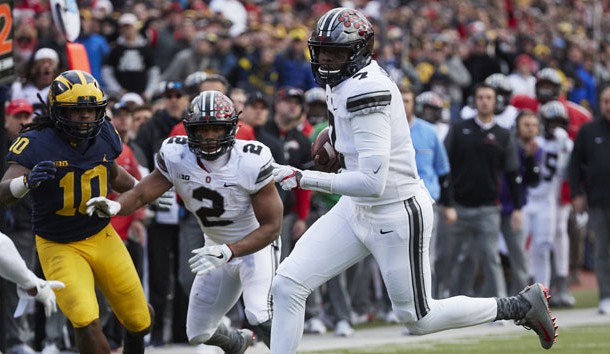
[240,141,274,194]
[101,120,123,160]
[6,132,40,169]
[344,75,392,117]
[155,136,188,183]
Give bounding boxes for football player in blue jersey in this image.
[0,70,153,354]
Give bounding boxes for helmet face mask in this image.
[184,91,238,161]
[539,100,568,139]
[414,91,444,123]
[49,70,107,141]
[308,8,374,86]
[535,68,562,104]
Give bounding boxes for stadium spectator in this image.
[569,84,610,315]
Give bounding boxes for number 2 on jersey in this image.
[193,186,233,227]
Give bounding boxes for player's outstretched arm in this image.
[189,180,283,276]
[0,232,65,317]
[109,161,138,193]
[233,180,283,257]
[87,168,173,217]
[117,169,174,215]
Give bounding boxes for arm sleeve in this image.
[522,155,541,188]
[568,128,586,197]
[0,232,37,289]
[506,170,523,210]
[300,111,390,197]
[101,65,124,97]
[438,173,455,206]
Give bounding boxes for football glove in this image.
[17,278,65,317]
[86,197,122,217]
[272,163,302,191]
[25,161,57,189]
[151,189,175,212]
[189,244,233,276]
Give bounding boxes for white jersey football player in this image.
[0,231,65,317]
[523,101,574,302]
[461,73,520,130]
[270,7,558,353]
[86,90,283,353]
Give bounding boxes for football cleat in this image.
[515,283,558,349]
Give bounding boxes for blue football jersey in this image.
[6,120,123,242]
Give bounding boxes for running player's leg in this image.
[271,198,369,354]
[93,226,151,354]
[368,189,498,335]
[36,235,111,354]
[187,265,247,352]
[240,243,278,347]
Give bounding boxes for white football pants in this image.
[270,185,498,354]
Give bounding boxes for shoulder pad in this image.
[156,136,190,174]
[235,140,274,190]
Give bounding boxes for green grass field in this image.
[310,324,610,353]
[310,287,610,354]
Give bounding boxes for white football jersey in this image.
[326,60,420,205]
[156,137,274,245]
[527,135,573,200]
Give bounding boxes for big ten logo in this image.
[54,160,69,167]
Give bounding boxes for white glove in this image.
[17,278,65,317]
[86,197,122,217]
[553,126,569,141]
[272,163,302,191]
[189,244,233,276]
[575,211,589,228]
[152,189,175,212]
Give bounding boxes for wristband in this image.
[9,176,29,199]
[299,170,335,193]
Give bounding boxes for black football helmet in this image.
[535,68,562,104]
[184,90,238,160]
[414,91,444,123]
[308,7,374,86]
[485,73,513,114]
[539,100,568,139]
[48,70,107,141]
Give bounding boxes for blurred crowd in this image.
[2,0,610,353]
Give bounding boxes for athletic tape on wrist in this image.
[9,176,29,199]
[300,170,334,193]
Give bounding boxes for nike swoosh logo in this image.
[373,164,382,174]
[213,254,225,259]
[380,229,392,234]
[538,319,552,343]
[224,183,236,187]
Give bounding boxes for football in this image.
[311,127,340,172]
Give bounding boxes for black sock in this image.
[495,295,531,321]
[123,331,144,354]
[205,322,244,352]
